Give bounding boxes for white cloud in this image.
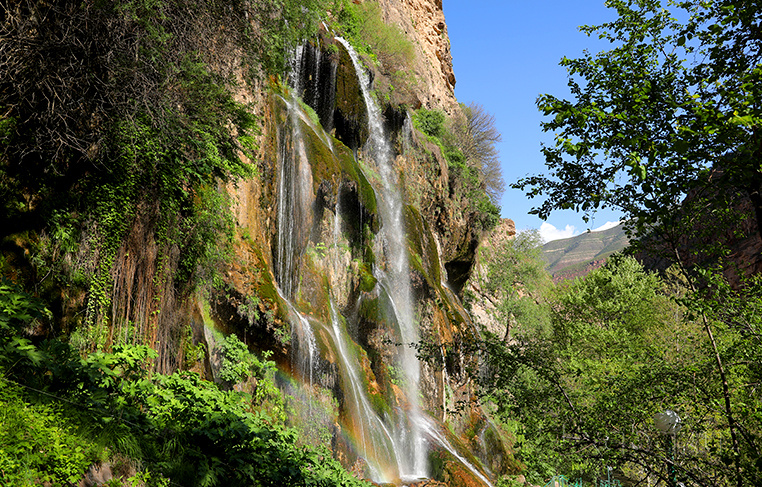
[592,220,622,232]
[539,222,578,243]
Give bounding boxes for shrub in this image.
[413,109,446,139]
[332,0,416,71]
[0,378,98,486]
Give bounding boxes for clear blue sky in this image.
[443,1,622,241]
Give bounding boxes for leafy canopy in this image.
[514,0,762,241]
[478,256,747,485]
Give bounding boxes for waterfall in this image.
[335,36,427,480]
[275,90,319,386]
[275,95,312,299]
[326,301,399,482]
[271,38,494,486]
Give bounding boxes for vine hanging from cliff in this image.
[0,0,326,365]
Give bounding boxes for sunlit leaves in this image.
[515,0,762,250]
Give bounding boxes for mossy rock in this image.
[333,45,369,152]
[357,261,377,293]
[357,295,381,324]
[404,204,444,289]
[300,117,342,192]
[333,135,378,224]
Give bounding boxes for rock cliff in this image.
[376,0,459,113]
[210,3,511,485]
[465,219,516,338]
[0,1,509,485]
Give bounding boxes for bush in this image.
[413,109,446,139]
[2,329,370,487]
[332,0,416,71]
[0,378,98,486]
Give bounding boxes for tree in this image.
[450,102,505,204]
[509,3,761,484]
[514,0,761,246]
[468,229,551,341]
[481,256,750,486]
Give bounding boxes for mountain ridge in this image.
[542,223,629,280]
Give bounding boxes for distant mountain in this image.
[542,223,629,281]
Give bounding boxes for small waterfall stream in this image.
[275,95,312,299]
[326,302,398,481]
[275,91,319,388]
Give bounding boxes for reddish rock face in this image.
[634,188,762,287]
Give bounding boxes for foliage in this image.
[219,333,261,383]
[514,0,762,247]
[0,318,369,487]
[0,279,50,333]
[468,229,551,340]
[505,2,762,484]
[0,377,100,486]
[250,0,331,74]
[0,0,313,352]
[414,109,447,139]
[0,279,51,366]
[331,0,416,72]
[479,255,761,486]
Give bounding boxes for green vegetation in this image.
[412,106,502,231]
[328,0,420,112]
[15,0,761,485]
[331,0,416,74]
[514,0,762,245]
[484,1,762,485]
[0,292,369,486]
[1,0,328,354]
[467,230,551,341]
[0,1,376,484]
[0,378,103,486]
[474,253,762,486]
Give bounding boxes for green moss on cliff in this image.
[404,204,443,288]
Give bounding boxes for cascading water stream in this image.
[416,416,494,487]
[335,36,427,480]
[325,302,399,482]
[271,40,494,486]
[276,96,310,299]
[275,91,320,387]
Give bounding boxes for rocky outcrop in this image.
[376,0,458,114]
[1,1,505,485]
[635,190,762,287]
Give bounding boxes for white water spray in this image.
[275,92,320,387]
[326,302,400,482]
[335,36,427,480]
[417,416,494,487]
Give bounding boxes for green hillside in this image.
[542,223,629,279]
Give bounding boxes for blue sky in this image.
[443,1,623,241]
